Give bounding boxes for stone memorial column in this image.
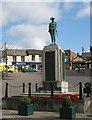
[42,45,68,92]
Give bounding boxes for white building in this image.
[2,49,42,72]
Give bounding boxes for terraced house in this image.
[2,49,43,72]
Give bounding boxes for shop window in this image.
[32,55,35,61]
[13,56,16,62]
[32,64,36,69]
[21,56,25,62]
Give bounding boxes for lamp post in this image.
[90,46,92,76]
[4,42,8,74]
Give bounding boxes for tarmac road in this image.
[2,69,91,97]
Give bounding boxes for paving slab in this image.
[1,110,92,120]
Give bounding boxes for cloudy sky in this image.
[0,0,91,54]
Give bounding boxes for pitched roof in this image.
[2,49,43,56]
[72,56,86,62]
[26,49,43,55]
[6,49,27,56]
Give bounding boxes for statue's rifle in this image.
[56,30,58,39]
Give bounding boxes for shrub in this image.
[62,97,72,107]
[20,97,31,105]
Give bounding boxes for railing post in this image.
[23,83,25,93]
[79,82,83,99]
[5,83,8,97]
[35,83,38,92]
[28,83,31,98]
[51,82,54,98]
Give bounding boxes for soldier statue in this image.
[49,17,57,45]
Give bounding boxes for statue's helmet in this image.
[50,17,55,20]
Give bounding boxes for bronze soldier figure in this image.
[49,17,57,45]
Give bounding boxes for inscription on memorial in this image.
[45,52,55,81]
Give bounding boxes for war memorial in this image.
[38,17,68,93]
[2,17,92,119]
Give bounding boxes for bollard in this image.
[23,83,25,93]
[5,83,8,97]
[79,82,83,99]
[28,83,31,98]
[2,71,4,80]
[51,82,54,98]
[35,83,38,92]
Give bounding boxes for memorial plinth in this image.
[39,45,68,92]
[43,45,65,82]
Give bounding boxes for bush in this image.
[62,97,72,108]
[20,97,31,105]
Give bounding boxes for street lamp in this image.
[90,46,92,75]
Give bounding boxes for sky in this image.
[0,0,91,54]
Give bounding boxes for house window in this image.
[21,56,25,62]
[32,55,35,61]
[39,55,42,61]
[13,56,16,62]
[65,53,68,56]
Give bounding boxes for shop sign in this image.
[65,58,69,62]
[12,62,42,66]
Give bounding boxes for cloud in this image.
[7,24,49,49]
[1,2,61,49]
[1,1,90,50]
[7,24,48,38]
[2,2,61,26]
[76,3,90,18]
[7,38,46,50]
[62,2,75,12]
[62,2,75,11]
[21,37,46,49]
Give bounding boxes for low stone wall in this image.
[72,97,92,113]
[2,97,92,113]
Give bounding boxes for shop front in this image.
[12,62,42,72]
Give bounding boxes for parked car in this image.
[0,63,14,73]
[7,66,14,73]
[0,63,3,72]
[22,67,38,72]
[39,68,42,72]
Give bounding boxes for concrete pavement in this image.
[1,109,92,120]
